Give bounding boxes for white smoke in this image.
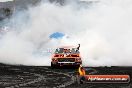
[0,0,132,66]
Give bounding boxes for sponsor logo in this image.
[85,75,130,83]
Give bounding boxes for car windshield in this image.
[55,48,79,54]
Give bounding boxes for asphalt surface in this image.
[0,63,132,88]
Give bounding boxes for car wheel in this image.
[51,62,54,68]
[51,62,58,68]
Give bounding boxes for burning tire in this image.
[51,62,58,68]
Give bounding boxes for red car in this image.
[51,46,82,67]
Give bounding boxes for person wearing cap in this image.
[76,44,80,53]
[77,44,80,50]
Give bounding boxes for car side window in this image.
[71,48,80,54]
[55,49,59,53]
[59,48,64,53]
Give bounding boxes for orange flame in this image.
[78,65,86,76]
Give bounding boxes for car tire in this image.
[51,62,58,68]
[51,62,54,68]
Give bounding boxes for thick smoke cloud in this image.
[0,0,132,66]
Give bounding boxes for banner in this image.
[84,75,130,83]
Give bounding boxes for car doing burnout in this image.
[51,46,82,67]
